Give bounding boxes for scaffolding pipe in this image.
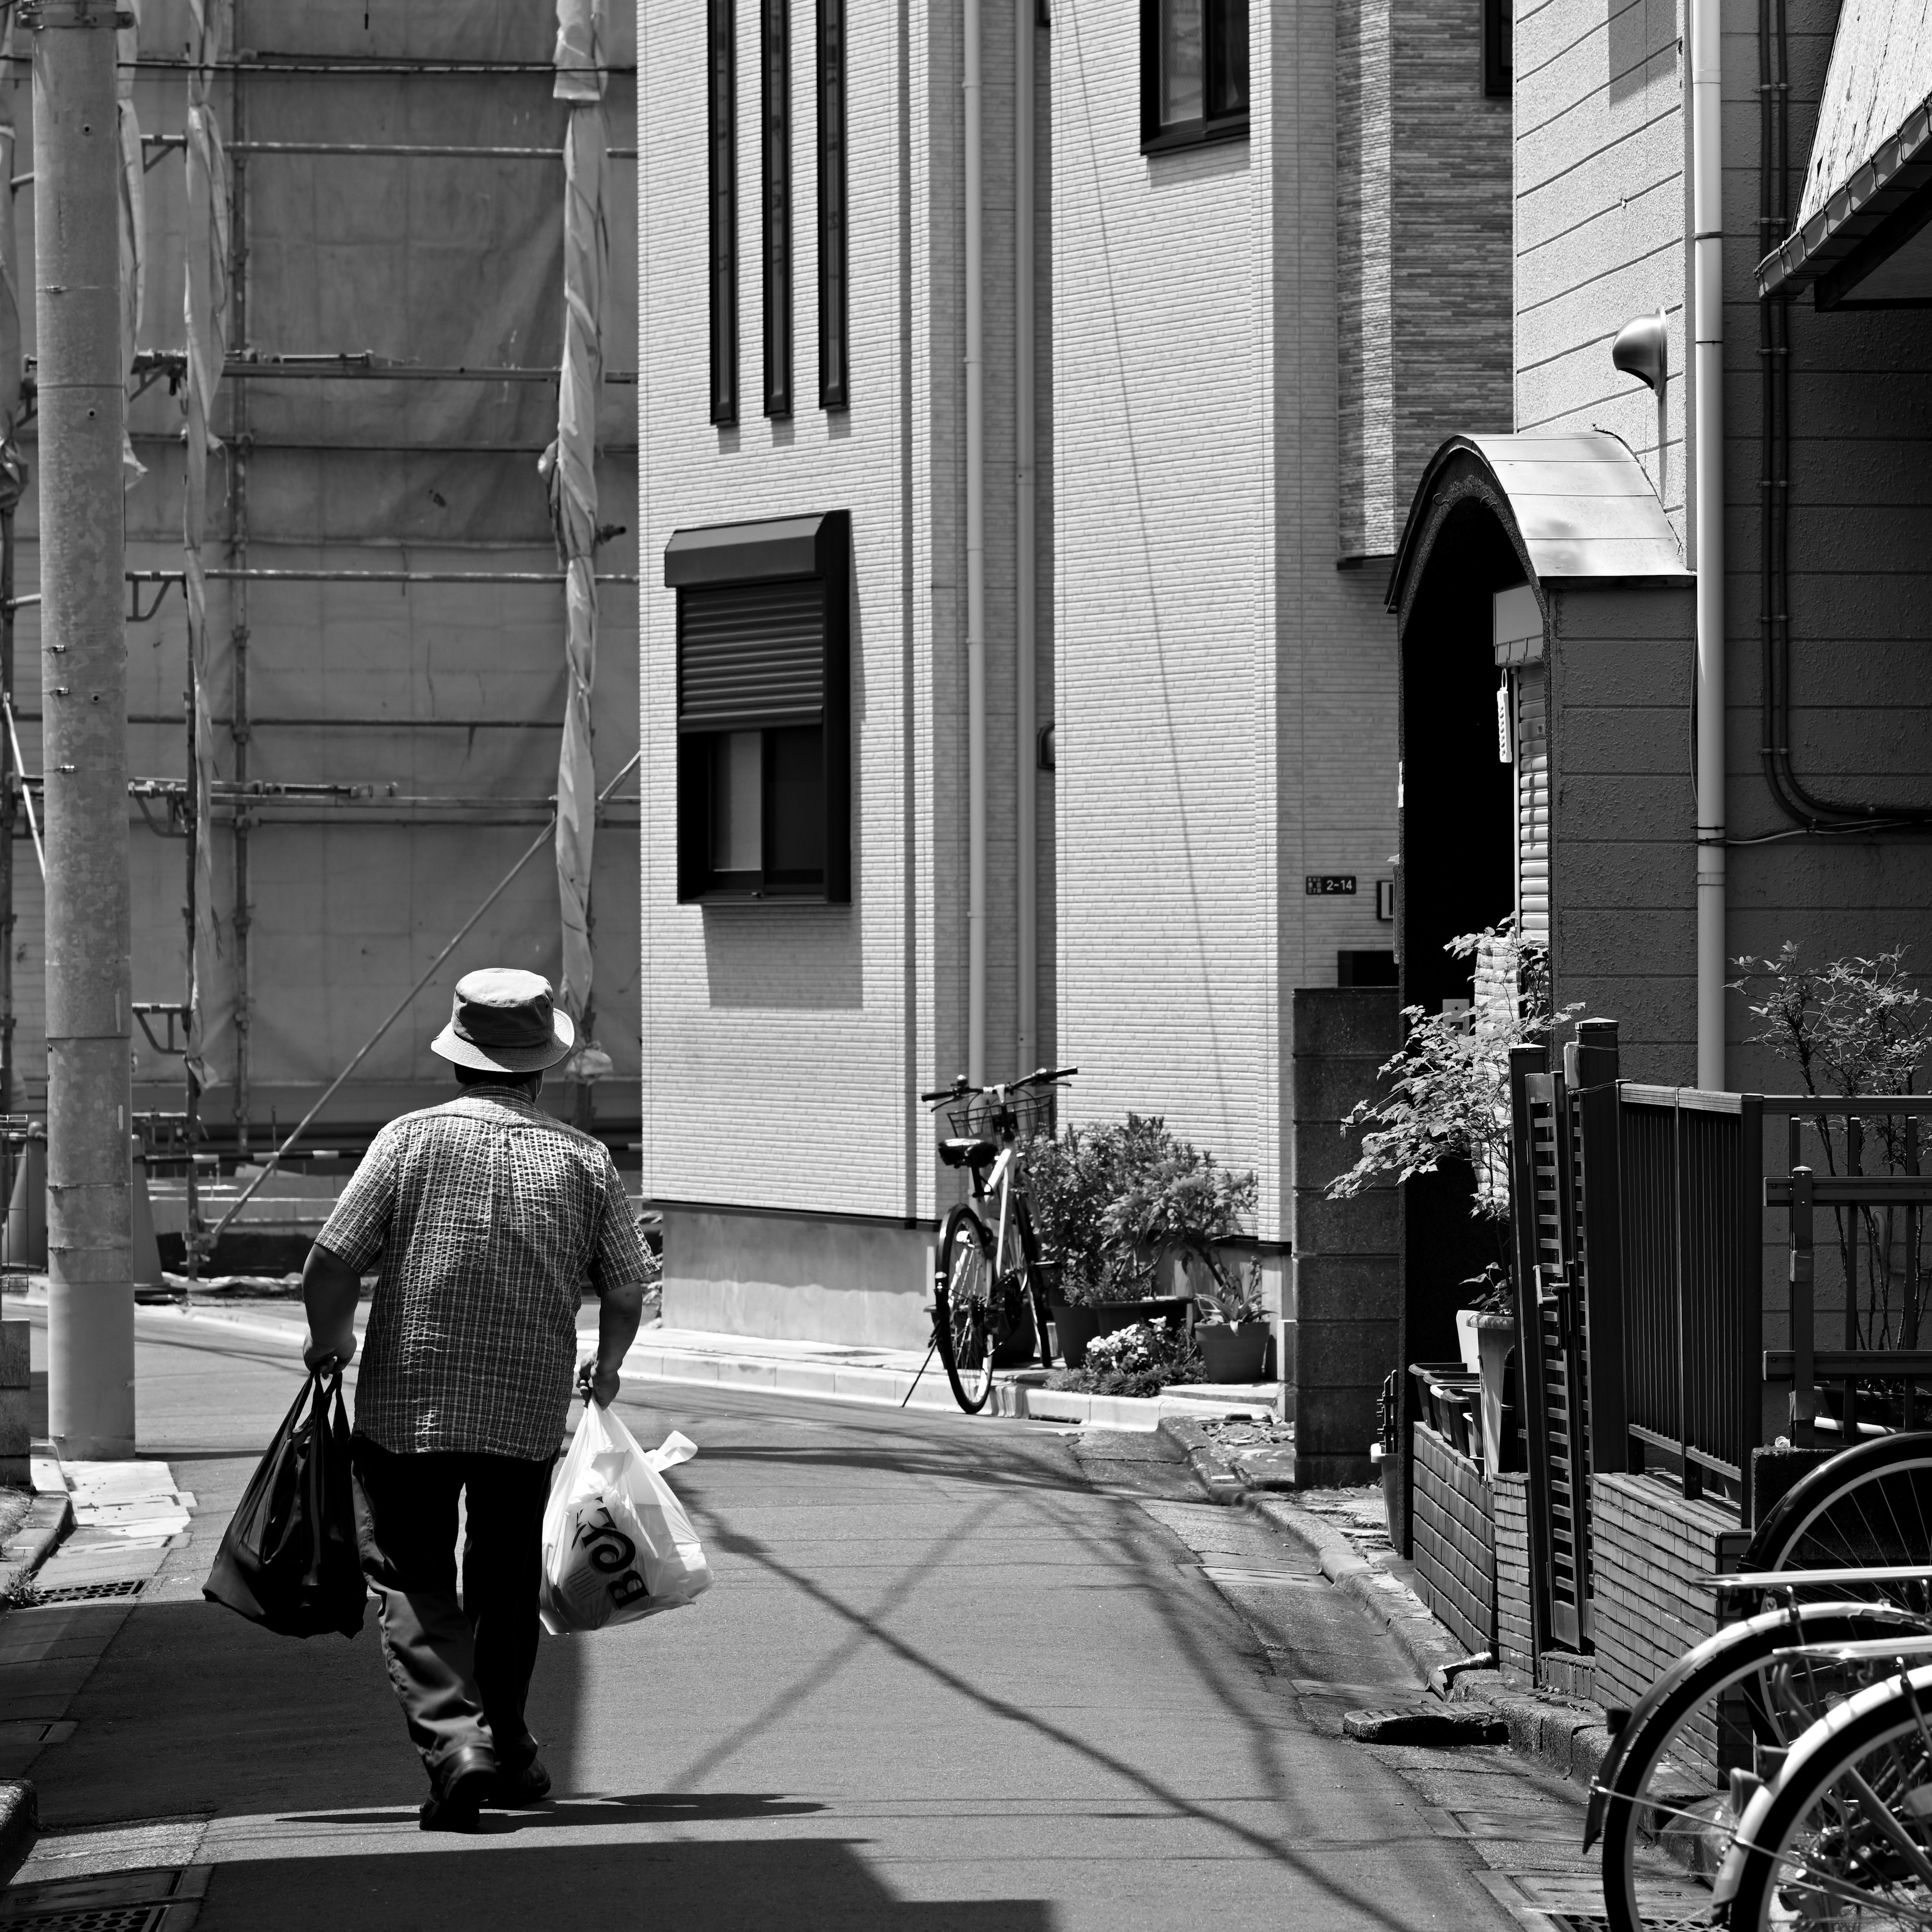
[139,135,642,160]
[963,0,985,1086]
[1013,0,1035,1080]
[3,696,45,878]
[124,567,641,584]
[34,0,135,1456]
[193,749,642,1259]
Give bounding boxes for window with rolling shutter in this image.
[666,510,851,903]
[1515,662,1550,945]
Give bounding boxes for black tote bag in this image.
[204,1369,366,1639]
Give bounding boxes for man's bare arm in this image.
[302,1241,363,1373]
[577,1280,646,1407]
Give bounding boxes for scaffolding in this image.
[0,2,642,1275]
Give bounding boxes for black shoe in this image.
[420,1744,498,1833]
[487,1757,552,1809]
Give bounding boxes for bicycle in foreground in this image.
[1585,1430,1932,1928]
[916,1065,1076,1413]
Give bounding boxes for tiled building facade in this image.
[636,0,1512,1349]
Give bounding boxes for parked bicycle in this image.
[919,1066,1076,1413]
[1587,1430,1932,1930]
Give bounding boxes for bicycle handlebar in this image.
[918,1065,1078,1105]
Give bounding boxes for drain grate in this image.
[0,1910,167,1931]
[33,1581,145,1604]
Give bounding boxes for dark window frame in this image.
[1481,0,1511,97]
[669,511,852,907]
[762,0,793,419]
[1139,0,1249,154]
[708,0,740,426]
[817,0,849,410]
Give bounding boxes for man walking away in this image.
[301,968,651,1831]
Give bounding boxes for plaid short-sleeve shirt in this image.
[319,1086,651,1460]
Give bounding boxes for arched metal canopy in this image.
[1387,432,1691,615]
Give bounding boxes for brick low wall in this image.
[1494,1470,1532,1679]
[1412,1422,1495,1655]
[1589,1472,1741,1769]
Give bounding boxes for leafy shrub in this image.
[1025,1115,1255,1307]
[1046,1322,1205,1398]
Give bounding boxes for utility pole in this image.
[32,0,134,1457]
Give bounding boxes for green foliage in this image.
[1046,1321,1206,1398]
[1025,1115,1256,1307]
[1734,943,1932,1348]
[1327,921,1575,1231]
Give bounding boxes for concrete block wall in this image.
[1546,584,1698,1082]
[1412,1421,1496,1656]
[1291,987,1399,1481]
[1494,1470,1534,1678]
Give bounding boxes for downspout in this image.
[964,0,986,1084]
[1014,0,1035,1078]
[1691,0,1725,1089]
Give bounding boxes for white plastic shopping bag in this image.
[538,1403,713,1635]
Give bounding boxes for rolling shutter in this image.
[677,579,825,732]
[1515,663,1549,944]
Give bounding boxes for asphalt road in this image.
[5,1300,1574,1930]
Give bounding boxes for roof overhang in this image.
[1386,432,1691,618]
[1759,0,1932,306]
[1758,92,1932,305]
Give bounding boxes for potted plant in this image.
[1027,1115,1258,1367]
[1187,1252,1271,1383]
[1045,1320,1206,1399]
[1327,920,1577,1465]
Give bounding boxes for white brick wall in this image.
[1050,0,1400,1244]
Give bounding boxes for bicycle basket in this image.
[943,1088,1057,1142]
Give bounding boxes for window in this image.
[817,0,849,410]
[708,0,739,426]
[667,511,851,903]
[1141,0,1248,152]
[1481,0,1510,96]
[762,0,793,418]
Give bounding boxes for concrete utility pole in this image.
[33,0,134,1457]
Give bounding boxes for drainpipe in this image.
[1691,0,1725,1090]
[1014,0,1035,1079]
[964,0,986,1085]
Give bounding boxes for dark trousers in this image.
[351,1435,554,1784]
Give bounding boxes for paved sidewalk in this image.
[27,1284,1279,1431]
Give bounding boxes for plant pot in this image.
[1475,1311,1517,1473]
[1050,1297,1190,1369]
[1454,1308,1483,1375]
[1198,1320,1270,1383]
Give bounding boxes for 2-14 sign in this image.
[1304,875,1357,896]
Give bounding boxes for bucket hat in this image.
[431,968,576,1074]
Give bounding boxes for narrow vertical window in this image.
[1481,0,1511,96]
[762,0,793,418]
[708,0,739,426]
[817,0,849,410]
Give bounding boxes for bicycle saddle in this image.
[938,1138,999,1170]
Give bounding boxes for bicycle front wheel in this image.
[936,1204,997,1413]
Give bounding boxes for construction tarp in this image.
[1,0,641,1134]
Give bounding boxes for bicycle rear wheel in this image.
[936,1204,997,1413]
[1745,1433,1932,1615]
[1720,1662,1932,1930]
[1592,1600,1932,1932]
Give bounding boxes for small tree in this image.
[1734,943,1932,1347]
[1327,921,1577,1305]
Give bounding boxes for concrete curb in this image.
[1,1491,72,1602]
[1167,1424,1616,1797]
[0,1779,35,1883]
